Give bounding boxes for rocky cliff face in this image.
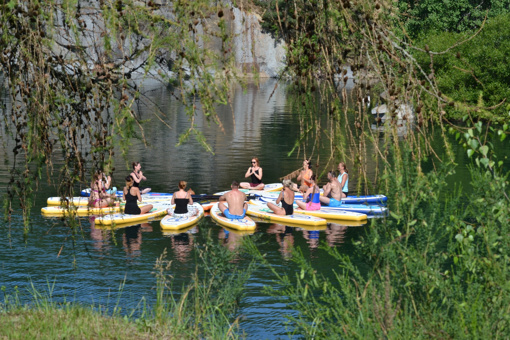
[229,8,286,78]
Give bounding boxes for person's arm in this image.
[188,194,193,205]
[323,183,331,197]
[244,167,253,178]
[171,193,175,205]
[104,175,111,189]
[139,171,147,181]
[276,190,284,204]
[297,170,304,182]
[131,172,142,184]
[123,188,127,201]
[219,194,226,202]
[136,188,142,202]
[339,173,348,189]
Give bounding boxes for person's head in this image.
[178,180,187,190]
[338,162,348,173]
[93,172,101,181]
[303,159,311,168]
[282,179,293,189]
[310,174,316,183]
[125,175,134,187]
[132,162,140,170]
[328,171,336,180]
[231,180,239,188]
[251,157,259,167]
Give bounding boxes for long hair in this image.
[251,157,260,166]
[132,162,140,170]
[125,175,134,187]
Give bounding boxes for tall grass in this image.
[253,150,510,338]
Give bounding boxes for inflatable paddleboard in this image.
[47,194,173,206]
[254,197,386,215]
[210,203,256,231]
[81,188,173,198]
[255,191,388,205]
[249,199,368,221]
[160,203,204,230]
[246,203,327,226]
[95,202,171,225]
[41,205,121,216]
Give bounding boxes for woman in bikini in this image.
[267,179,295,216]
[89,172,117,208]
[296,174,321,211]
[295,159,313,193]
[167,181,198,216]
[131,162,151,194]
[123,176,153,215]
[240,157,265,190]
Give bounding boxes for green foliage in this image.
[258,153,510,338]
[414,13,510,119]
[398,0,510,37]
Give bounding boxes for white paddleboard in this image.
[160,203,204,230]
[246,202,327,226]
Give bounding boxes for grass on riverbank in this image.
[1,307,151,339]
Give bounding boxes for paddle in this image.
[191,194,259,202]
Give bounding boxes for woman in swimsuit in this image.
[89,172,117,208]
[296,174,321,211]
[167,181,198,216]
[123,176,153,215]
[131,162,151,194]
[295,159,313,193]
[240,157,265,190]
[267,179,295,216]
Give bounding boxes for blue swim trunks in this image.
[223,208,246,219]
[328,198,343,207]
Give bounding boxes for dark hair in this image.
[305,159,312,167]
[125,175,133,187]
[310,174,316,182]
[329,170,337,178]
[132,162,140,170]
[231,180,239,187]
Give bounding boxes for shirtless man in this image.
[218,180,249,219]
[319,171,344,207]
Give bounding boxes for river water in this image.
[1,78,508,338]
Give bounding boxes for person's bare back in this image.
[323,171,342,201]
[219,181,248,218]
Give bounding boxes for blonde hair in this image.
[282,179,293,188]
[178,180,187,190]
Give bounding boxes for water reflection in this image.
[218,227,253,252]
[325,223,348,246]
[266,224,295,260]
[167,226,199,263]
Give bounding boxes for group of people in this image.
[89,156,350,219]
[89,162,151,211]
[219,158,350,219]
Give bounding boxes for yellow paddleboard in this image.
[246,204,327,227]
[94,202,172,226]
[210,203,256,231]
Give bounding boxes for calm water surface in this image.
[1,79,508,338]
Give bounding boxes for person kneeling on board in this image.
[123,176,153,215]
[218,180,248,219]
[267,179,295,215]
[167,180,198,217]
